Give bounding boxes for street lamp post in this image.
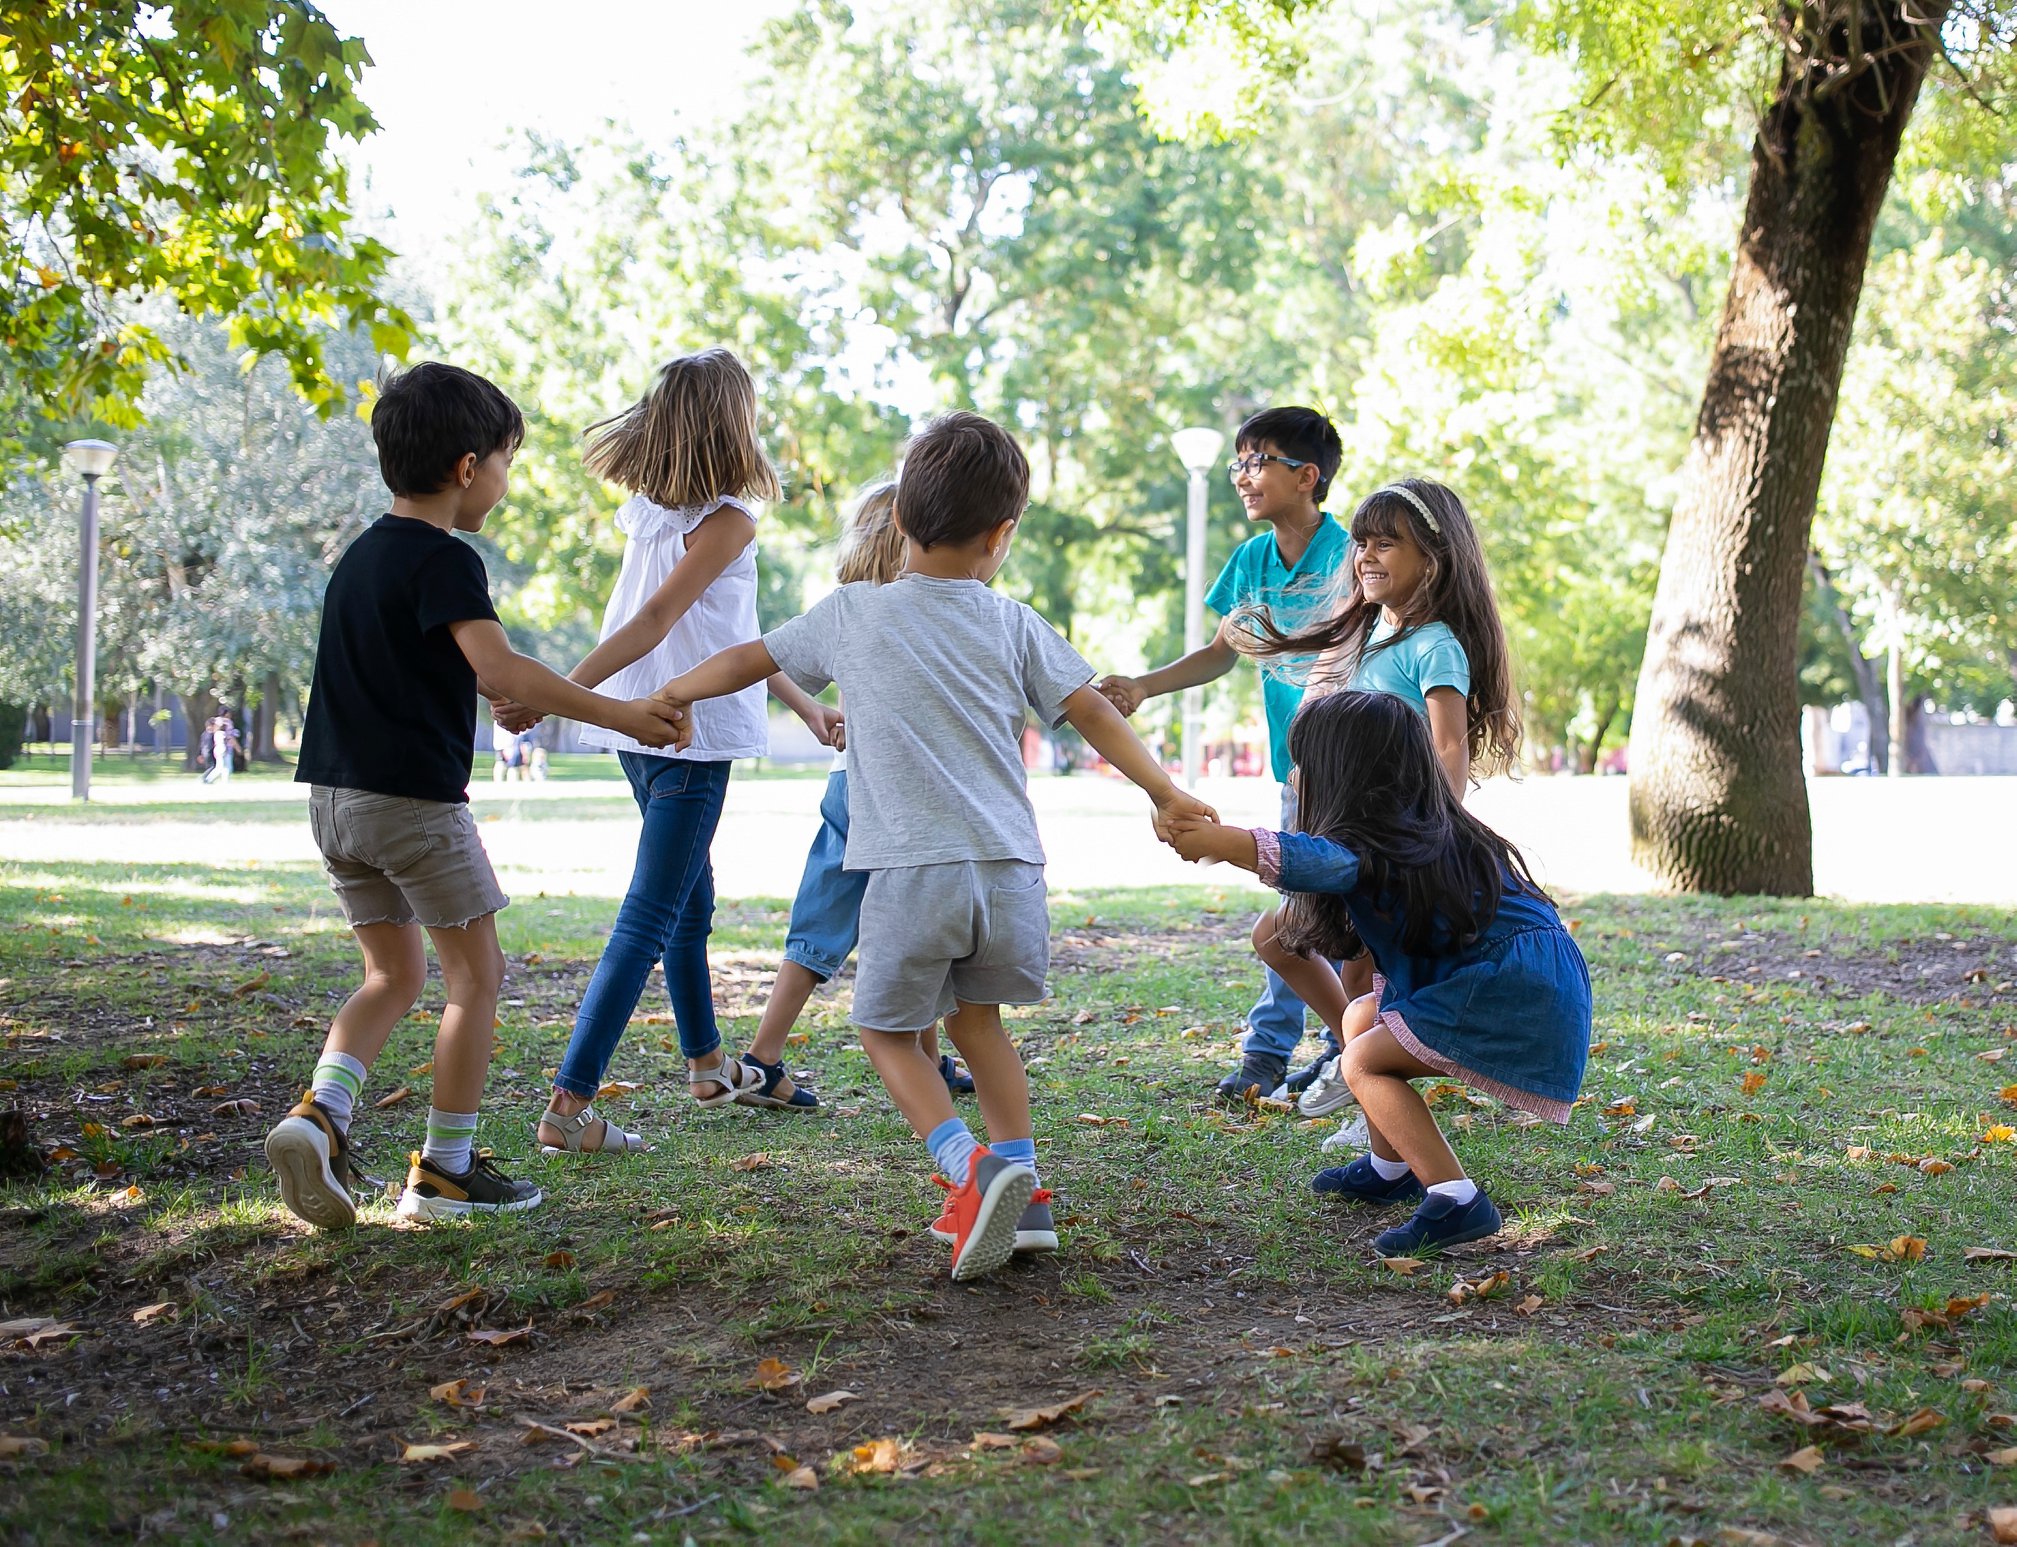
[61,439,119,802]
[1169,426,1225,789]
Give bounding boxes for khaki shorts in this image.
[308,786,509,930]
[852,860,1049,1031]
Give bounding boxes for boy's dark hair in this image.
[371,362,525,498]
[1234,406,1342,503]
[896,410,1029,548]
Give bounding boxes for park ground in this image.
[1,759,2015,1544]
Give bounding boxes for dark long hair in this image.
[1273,690,1547,960]
[1234,478,1522,776]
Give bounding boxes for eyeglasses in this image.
[1226,452,1313,480]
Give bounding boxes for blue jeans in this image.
[783,768,865,982]
[555,753,731,1097]
[1243,784,1338,1062]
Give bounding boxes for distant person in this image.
[262,361,686,1232]
[491,725,526,782]
[492,348,838,1160]
[201,714,242,785]
[1095,406,1349,1104]
[1167,690,1590,1256]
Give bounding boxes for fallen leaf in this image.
[210,1098,259,1117]
[121,1054,167,1070]
[596,1080,640,1099]
[1919,1158,1954,1176]
[0,1318,81,1349]
[1964,1247,2017,1263]
[397,1439,477,1463]
[564,1420,615,1438]
[1380,1256,1429,1276]
[1741,1070,1768,1096]
[436,1288,486,1314]
[1514,1294,1545,1316]
[1447,1270,1510,1306]
[543,1251,576,1270]
[1986,1124,2017,1144]
[446,1489,482,1513]
[780,1464,820,1490]
[466,1323,533,1347]
[1891,1235,1928,1261]
[240,1453,334,1480]
[131,1302,173,1325]
[573,1290,616,1313]
[1888,1408,1945,1439]
[189,1438,259,1456]
[730,1153,773,1173]
[373,1086,413,1110]
[842,1437,904,1474]
[971,1432,1020,1451]
[119,1114,155,1129]
[1777,1363,1832,1387]
[1986,1447,2017,1466]
[1568,1244,1610,1262]
[806,1390,859,1415]
[230,970,270,997]
[0,1436,49,1457]
[1021,1435,1063,1464]
[1001,1389,1101,1431]
[1778,1445,1824,1474]
[429,1379,486,1408]
[409,1060,434,1076]
[610,1387,650,1415]
[1991,1506,2017,1545]
[749,1358,801,1392]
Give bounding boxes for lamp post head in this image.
[63,439,119,479]
[1170,426,1224,476]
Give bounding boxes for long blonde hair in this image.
[835,481,904,585]
[581,347,781,507]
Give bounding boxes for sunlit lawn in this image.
[2,784,2015,1544]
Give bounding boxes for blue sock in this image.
[926,1117,980,1184]
[990,1135,1039,1186]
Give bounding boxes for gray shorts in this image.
[308,786,509,930]
[852,860,1049,1031]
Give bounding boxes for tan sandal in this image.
[537,1104,647,1156]
[688,1051,763,1109]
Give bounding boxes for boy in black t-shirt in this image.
[266,362,689,1229]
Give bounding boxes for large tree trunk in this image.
[252,671,282,762]
[1627,1,1947,894]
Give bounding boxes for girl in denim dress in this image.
[1168,689,1591,1256]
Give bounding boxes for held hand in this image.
[1095,674,1145,717]
[491,699,543,734]
[623,696,691,751]
[1168,819,1227,864]
[1151,786,1220,844]
[830,714,847,753]
[803,703,845,749]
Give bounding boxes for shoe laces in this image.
[1028,1188,1052,1204]
[931,1174,955,1194]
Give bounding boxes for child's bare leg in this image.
[921,1021,944,1065]
[1252,909,1350,1037]
[423,915,506,1153]
[861,1027,957,1138]
[322,921,428,1068]
[743,961,822,1101]
[941,1001,1027,1144]
[1339,1025,1462,1184]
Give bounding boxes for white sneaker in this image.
[1298,1055,1355,1117]
[1321,1111,1371,1152]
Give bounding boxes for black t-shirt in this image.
[296,515,500,804]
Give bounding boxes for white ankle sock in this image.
[421,1108,479,1174]
[1368,1152,1412,1181]
[309,1051,367,1132]
[1428,1177,1479,1205]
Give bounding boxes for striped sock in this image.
[421,1108,479,1175]
[926,1117,980,1185]
[309,1052,367,1133]
[989,1135,1039,1187]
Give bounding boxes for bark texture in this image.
[1628,0,1948,894]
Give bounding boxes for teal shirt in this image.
[1348,617,1471,713]
[1204,516,1348,782]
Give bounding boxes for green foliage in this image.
[0,2,412,430]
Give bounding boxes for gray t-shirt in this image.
[764,575,1095,870]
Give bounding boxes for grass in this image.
[1,787,2015,1543]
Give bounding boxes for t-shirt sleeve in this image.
[413,541,500,635]
[1203,546,1246,618]
[1415,629,1472,697]
[1273,831,1364,896]
[1018,607,1096,728]
[763,590,842,696]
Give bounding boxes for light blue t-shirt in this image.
[1203,517,1347,782]
[1347,617,1471,712]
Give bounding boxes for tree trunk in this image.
[179,689,217,772]
[252,671,282,762]
[1627,1,1946,894]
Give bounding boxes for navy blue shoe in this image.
[1371,1189,1503,1257]
[939,1054,976,1096]
[1214,1052,1287,1105]
[734,1053,819,1111]
[1311,1154,1425,1205]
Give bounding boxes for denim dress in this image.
[1257,830,1592,1123]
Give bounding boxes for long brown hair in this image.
[835,481,904,585]
[581,347,781,507]
[1234,478,1521,776]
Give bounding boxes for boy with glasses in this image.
[1096,405,1349,1103]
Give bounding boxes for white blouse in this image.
[577,493,769,761]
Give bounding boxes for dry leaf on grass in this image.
[1021,1435,1064,1464]
[730,1153,773,1173]
[840,1437,904,1474]
[1447,1271,1510,1306]
[611,1387,650,1415]
[565,1420,615,1438]
[241,1453,334,1480]
[131,1303,173,1325]
[445,1489,482,1513]
[0,1319,81,1349]
[121,1054,166,1070]
[210,1098,259,1117]
[0,1436,49,1457]
[1846,1235,1927,1263]
[574,1290,617,1314]
[1986,1124,2017,1144]
[1986,1448,2017,1466]
[971,1432,1020,1451]
[1379,1257,1429,1276]
[543,1251,576,1270]
[1777,1363,1832,1387]
[189,1438,258,1456]
[1778,1445,1825,1474]
[397,1439,476,1464]
[1991,1507,2017,1545]
[230,970,270,997]
[1001,1390,1100,1431]
[1514,1294,1545,1316]
[779,1464,820,1490]
[1888,1408,1946,1439]
[1741,1070,1768,1096]
[1964,1246,2017,1263]
[466,1323,533,1347]
[749,1358,801,1392]
[806,1390,859,1415]
[372,1086,412,1110]
[436,1287,486,1314]
[118,1114,155,1129]
[429,1379,485,1408]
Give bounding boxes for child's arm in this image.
[767,673,843,747]
[569,506,757,689]
[658,639,783,709]
[448,619,689,749]
[1166,816,1261,871]
[1096,620,1240,715]
[1425,686,1470,797]
[1059,683,1218,833]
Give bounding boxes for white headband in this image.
[1375,483,1440,534]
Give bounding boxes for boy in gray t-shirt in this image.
[659,411,1213,1281]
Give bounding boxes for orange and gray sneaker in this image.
[931,1179,1057,1256]
[264,1094,359,1230]
[393,1151,542,1221]
[932,1150,1036,1280]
